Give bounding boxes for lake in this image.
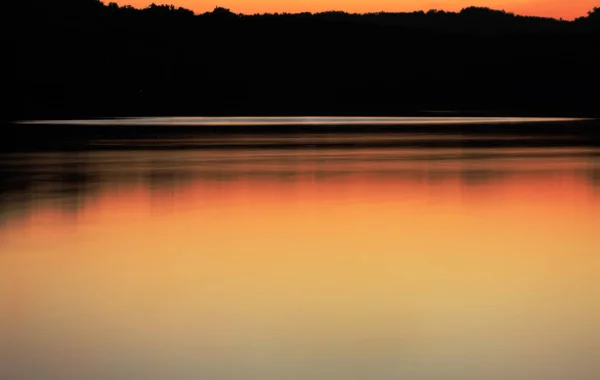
[1,117,600,380]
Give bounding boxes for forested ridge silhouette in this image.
[2,1,600,119]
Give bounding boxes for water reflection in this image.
[1,131,600,380]
[1,145,600,218]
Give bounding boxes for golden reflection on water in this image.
[1,143,600,380]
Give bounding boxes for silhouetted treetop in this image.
[145,3,194,17]
[4,1,600,31]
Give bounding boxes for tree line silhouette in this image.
[2,1,600,119]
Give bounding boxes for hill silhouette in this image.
[2,1,600,119]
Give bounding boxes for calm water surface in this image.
[1,118,600,380]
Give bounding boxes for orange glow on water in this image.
[1,144,600,379]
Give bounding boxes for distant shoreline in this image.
[3,3,600,122]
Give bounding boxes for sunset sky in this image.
[112,0,597,20]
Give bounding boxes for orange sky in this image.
[111,0,596,20]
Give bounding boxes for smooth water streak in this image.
[18,116,588,126]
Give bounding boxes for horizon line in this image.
[108,3,598,21]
